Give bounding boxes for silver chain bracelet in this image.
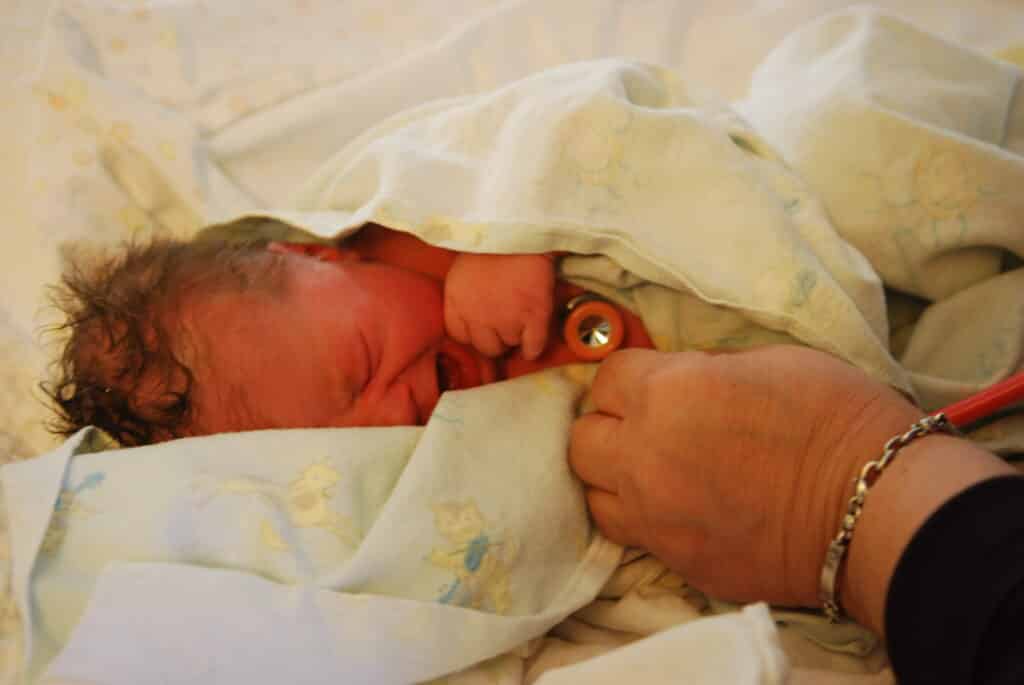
[819,413,960,623]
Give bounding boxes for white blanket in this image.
[738,7,1024,411]
[233,57,906,387]
[5,371,630,684]
[3,4,1024,685]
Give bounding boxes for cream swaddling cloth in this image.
[736,7,1024,415]
[205,57,907,396]
[4,369,624,685]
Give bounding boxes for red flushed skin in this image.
[344,224,654,383]
[251,224,655,430]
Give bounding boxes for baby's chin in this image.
[437,338,500,392]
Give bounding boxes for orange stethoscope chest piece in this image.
[563,294,626,362]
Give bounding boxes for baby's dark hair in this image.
[44,238,287,447]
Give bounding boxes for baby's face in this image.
[185,248,497,434]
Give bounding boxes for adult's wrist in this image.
[801,391,925,610]
[820,414,959,621]
[839,433,1016,634]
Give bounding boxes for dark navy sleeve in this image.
[885,475,1024,684]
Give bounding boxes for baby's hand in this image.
[444,253,556,360]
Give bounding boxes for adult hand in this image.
[568,345,925,608]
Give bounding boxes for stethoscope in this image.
[939,372,1024,428]
[562,294,626,362]
[562,292,1024,430]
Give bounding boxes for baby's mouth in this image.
[436,340,499,393]
[436,354,456,393]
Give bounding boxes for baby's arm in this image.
[334,223,558,360]
[444,253,556,360]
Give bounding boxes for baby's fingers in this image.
[444,305,471,347]
[469,326,507,358]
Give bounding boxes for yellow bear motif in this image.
[218,461,358,549]
[429,500,517,614]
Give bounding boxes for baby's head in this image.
[47,239,496,446]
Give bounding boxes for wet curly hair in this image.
[43,239,287,447]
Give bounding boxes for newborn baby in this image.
[49,223,652,445]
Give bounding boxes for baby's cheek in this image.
[365,383,423,427]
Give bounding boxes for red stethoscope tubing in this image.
[561,290,1024,427]
[938,371,1024,427]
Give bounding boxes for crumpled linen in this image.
[3,370,622,685]
[737,7,1024,414]
[5,6,1024,685]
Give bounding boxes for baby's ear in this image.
[267,242,362,264]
